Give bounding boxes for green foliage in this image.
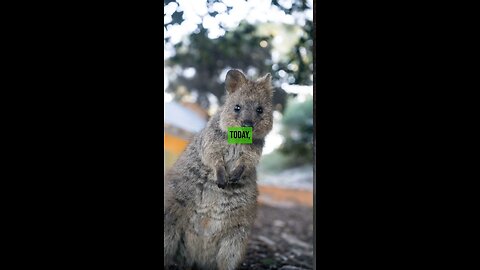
[260,258,276,266]
[259,97,313,171]
[258,150,304,172]
[164,0,313,111]
[270,0,313,86]
[273,20,313,86]
[277,96,313,164]
[271,0,310,14]
[167,23,273,109]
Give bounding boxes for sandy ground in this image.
[239,201,314,270]
[166,185,314,270]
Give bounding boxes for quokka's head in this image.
[219,69,274,139]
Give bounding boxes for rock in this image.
[273,219,286,227]
[238,204,313,270]
[281,233,312,250]
[291,248,303,256]
[279,265,308,270]
[257,235,276,249]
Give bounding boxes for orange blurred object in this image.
[258,185,313,207]
[164,132,189,155]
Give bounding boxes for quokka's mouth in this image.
[241,120,254,130]
[241,125,254,130]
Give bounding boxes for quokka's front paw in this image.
[229,165,245,183]
[216,166,227,189]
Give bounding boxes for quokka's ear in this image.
[258,73,273,97]
[225,69,247,94]
[258,73,272,86]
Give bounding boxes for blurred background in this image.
[165,1,313,268]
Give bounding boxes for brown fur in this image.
[164,69,274,270]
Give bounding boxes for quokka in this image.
[164,69,274,270]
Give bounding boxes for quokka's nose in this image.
[242,120,253,127]
[241,120,254,128]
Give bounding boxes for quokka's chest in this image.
[222,144,244,170]
[190,213,223,237]
[189,188,230,236]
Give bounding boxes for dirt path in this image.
[166,190,314,270]
[239,203,314,270]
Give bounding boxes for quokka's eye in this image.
[256,107,263,114]
[234,105,241,112]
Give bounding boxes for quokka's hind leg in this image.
[164,213,181,269]
[216,228,249,270]
[174,235,195,270]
